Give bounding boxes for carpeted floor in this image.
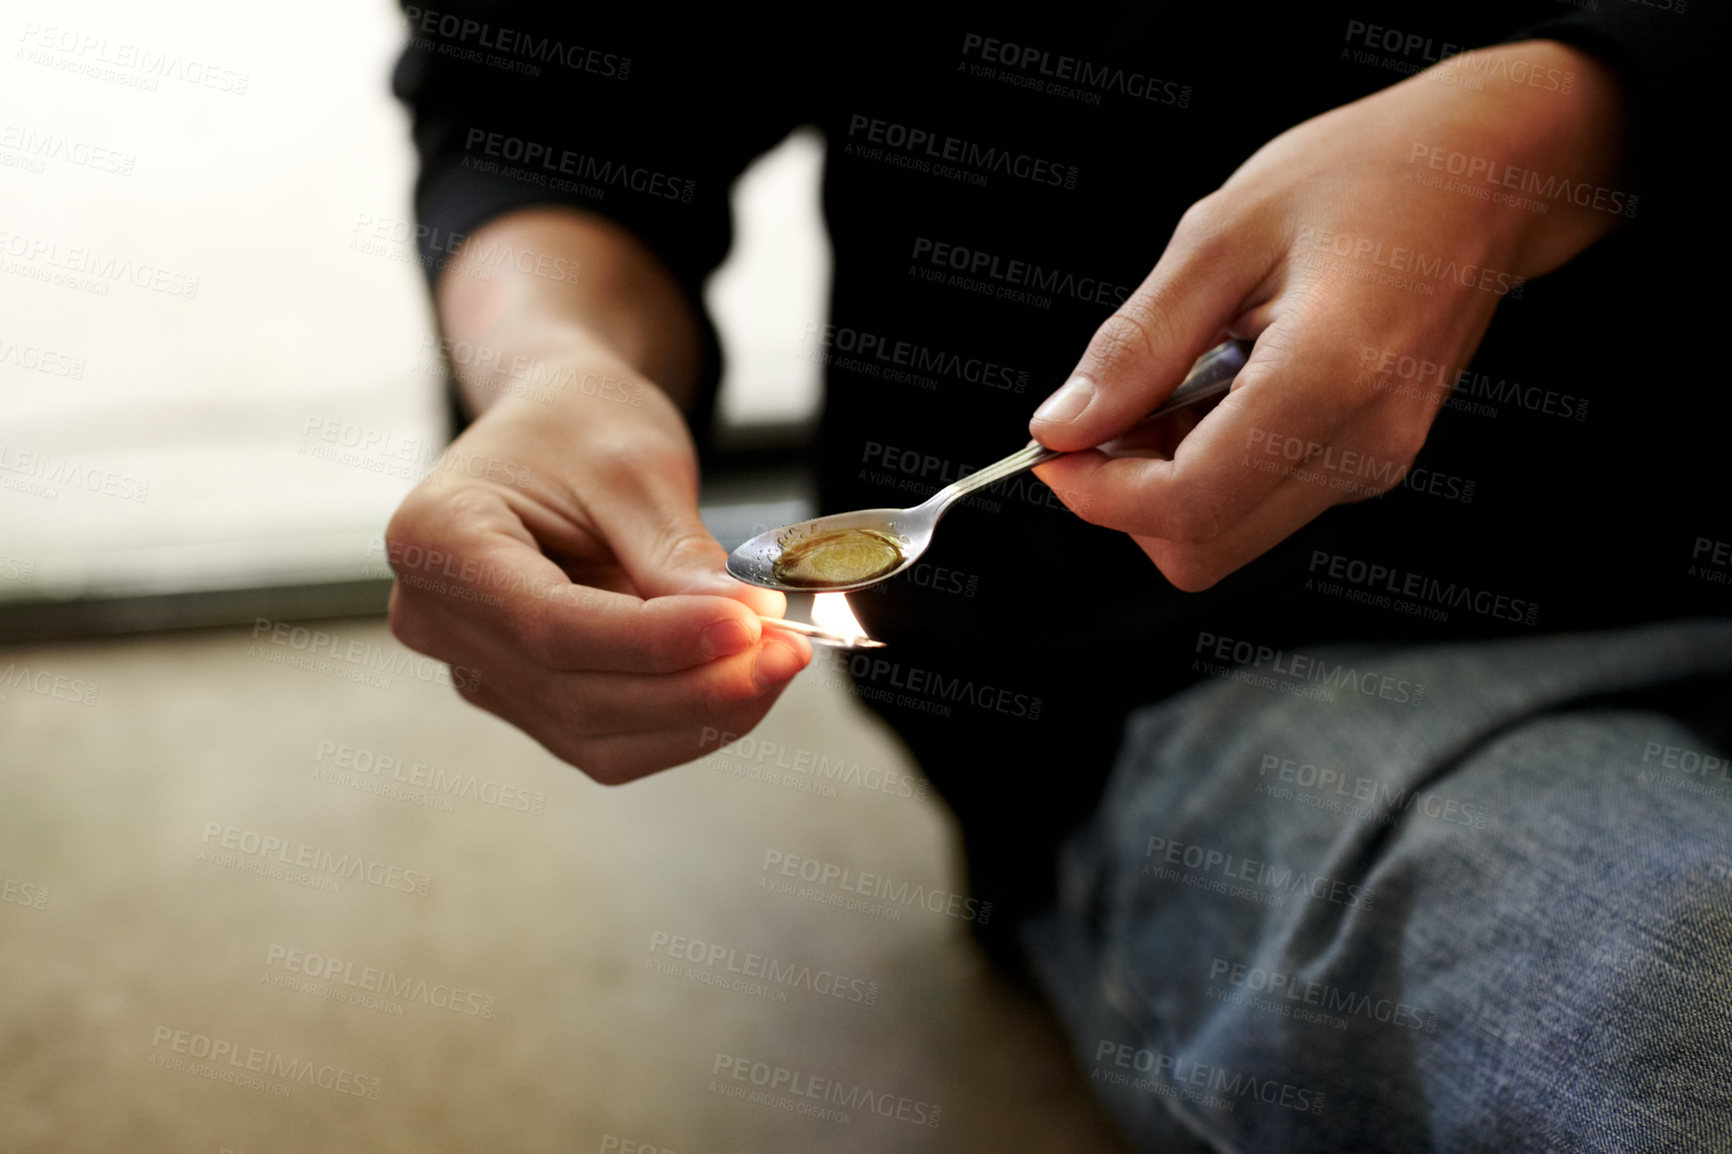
[0,617,1131,1153]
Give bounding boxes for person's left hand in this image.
[1030,39,1628,591]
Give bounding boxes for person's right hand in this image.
[384,363,810,784]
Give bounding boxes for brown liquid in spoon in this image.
[771,528,905,589]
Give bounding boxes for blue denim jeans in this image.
[1023,619,1732,1153]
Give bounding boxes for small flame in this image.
[810,592,869,642]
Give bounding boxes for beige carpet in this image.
[0,618,1131,1152]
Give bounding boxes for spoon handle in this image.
[920,338,1252,514]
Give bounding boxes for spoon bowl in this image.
[726,506,935,594]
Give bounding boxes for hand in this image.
[1029,40,1627,591]
[384,368,810,784]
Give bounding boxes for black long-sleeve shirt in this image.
[392,2,1728,924]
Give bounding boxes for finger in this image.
[406,595,811,732]
[1093,404,1209,458]
[1033,330,1359,545]
[539,639,809,738]
[1092,384,1426,591]
[581,458,786,614]
[453,663,802,785]
[1030,195,1275,452]
[390,542,812,681]
[389,493,786,677]
[1130,458,1345,592]
[569,725,787,785]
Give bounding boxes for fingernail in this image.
[1033,376,1095,423]
[754,638,806,689]
[700,619,753,661]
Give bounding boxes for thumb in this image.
[589,473,787,616]
[1029,199,1267,452]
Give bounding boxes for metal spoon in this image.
[725,339,1252,593]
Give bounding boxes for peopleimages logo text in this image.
[960,33,1192,106]
[910,237,1131,307]
[761,850,991,923]
[250,618,480,690]
[712,1053,942,1127]
[464,129,693,201]
[199,822,431,896]
[1307,550,1538,626]
[1194,630,1425,706]
[150,1026,380,1098]
[264,945,495,1017]
[403,6,629,78]
[1145,835,1374,909]
[846,113,1078,189]
[1294,225,1524,298]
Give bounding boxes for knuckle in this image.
[693,680,733,727]
[386,590,438,656]
[508,604,564,668]
[1221,352,1281,401]
[1174,193,1231,247]
[697,661,760,720]
[600,437,696,495]
[1378,421,1430,467]
[651,632,696,674]
[554,690,606,735]
[638,605,701,672]
[569,742,630,786]
[652,521,723,573]
[1163,491,1227,545]
[383,494,429,547]
[1159,551,1225,593]
[1172,195,1241,269]
[382,493,454,573]
[710,669,750,712]
[1052,485,1101,524]
[1087,311,1158,368]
